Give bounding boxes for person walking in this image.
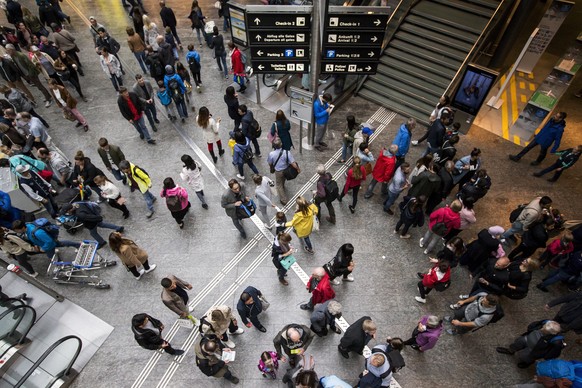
[99,47,123,92]
[272,231,294,286]
[364,145,398,199]
[119,160,156,218]
[394,195,426,239]
[194,334,239,384]
[310,300,342,337]
[155,80,177,121]
[403,315,443,352]
[224,86,240,130]
[0,53,36,103]
[200,305,244,348]
[4,44,52,106]
[338,115,359,163]
[502,196,552,240]
[13,220,79,260]
[209,26,228,78]
[383,162,411,215]
[179,154,208,209]
[286,197,318,254]
[163,65,187,122]
[132,313,184,355]
[239,104,261,157]
[267,139,299,205]
[323,243,356,285]
[419,200,462,255]
[88,16,106,46]
[0,84,49,127]
[270,110,293,151]
[0,226,38,277]
[146,46,164,83]
[46,78,88,131]
[60,202,123,249]
[142,15,159,51]
[117,86,156,144]
[97,138,126,184]
[232,130,259,180]
[313,165,337,224]
[196,106,224,163]
[392,118,416,166]
[53,49,86,101]
[132,74,159,132]
[253,174,276,229]
[509,112,567,165]
[109,231,156,279]
[160,177,190,229]
[301,267,335,310]
[93,175,130,219]
[159,1,182,50]
[338,156,366,214]
[15,111,49,150]
[228,41,246,92]
[313,93,332,151]
[36,148,71,187]
[160,275,196,321]
[15,164,58,217]
[236,286,267,332]
[338,317,376,359]
[415,260,451,304]
[48,23,81,66]
[70,151,103,196]
[126,27,148,74]
[221,178,250,239]
[188,0,206,48]
[533,145,582,182]
[273,324,315,367]
[185,44,202,91]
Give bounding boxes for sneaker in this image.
[304,246,314,254]
[508,155,520,162]
[146,210,155,218]
[135,268,145,280]
[236,174,245,180]
[44,100,52,107]
[414,296,426,304]
[145,264,157,273]
[28,271,39,278]
[147,139,156,145]
[411,140,419,146]
[300,304,312,310]
[202,203,209,209]
[228,376,240,384]
[152,126,158,132]
[116,226,125,233]
[331,278,341,285]
[154,118,160,124]
[348,205,355,214]
[188,305,195,313]
[343,274,354,282]
[423,249,429,255]
[223,340,236,348]
[172,349,185,356]
[393,230,399,234]
[459,294,469,300]
[536,284,549,292]
[449,303,461,310]
[400,234,411,239]
[419,238,424,247]
[231,328,244,335]
[446,329,457,335]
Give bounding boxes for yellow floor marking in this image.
[520,94,527,103]
[519,81,526,89]
[501,75,509,140]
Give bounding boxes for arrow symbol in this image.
[374,19,381,26]
[370,36,378,42]
[257,50,264,56]
[258,64,265,70]
[368,51,375,57]
[366,66,372,71]
[254,17,261,25]
[292,110,298,116]
[255,35,262,41]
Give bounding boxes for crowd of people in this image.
[0,1,581,387]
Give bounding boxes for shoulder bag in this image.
[283,151,299,180]
[280,254,296,270]
[267,121,279,143]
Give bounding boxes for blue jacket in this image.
[25,223,56,252]
[233,139,251,165]
[392,123,412,157]
[535,118,565,152]
[163,73,186,95]
[0,190,21,229]
[185,50,200,66]
[313,96,330,125]
[156,89,172,106]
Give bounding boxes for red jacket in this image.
[231,48,245,75]
[372,149,396,183]
[546,239,574,256]
[343,166,367,194]
[422,264,451,288]
[429,206,461,235]
[307,273,335,305]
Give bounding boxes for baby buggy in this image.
[56,214,83,235]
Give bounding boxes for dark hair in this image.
[388,337,404,351]
[540,196,553,206]
[295,370,319,388]
[187,44,194,51]
[438,260,451,272]
[448,134,460,145]
[74,150,85,161]
[558,112,567,120]
[470,148,481,158]
[453,122,461,130]
[228,179,239,189]
[359,142,368,152]
[132,313,148,328]
[181,154,197,170]
[463,197,475,210]
[197,106,210,128]
[108,232,131,253]
[161,278,172,288]
[37,148,49,156]
[98,137,109,147]
[97,27,106,33]
[213,25,219,35]
[126,27,135,36]
[447,236,465,256]
[485,294,499,306]
[234,130,246,145]
[239,104,248,113]
[240,292,251,302]
[346,115,357,130]
[225,86,236,98]
[119,86,128,94]
[276,109,286,122]
[400,162,410,170]
[135,73,144,80]
[322,93,332,103]
[261,351,274,363]
[101,46,109,54]
[163,177,176,191]
[12,220,25,230]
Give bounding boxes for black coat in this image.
[71,157,104,189]
[117,92,145,121]
[504,261,531,300]
[240,111,256,139]
[236,286,263,325]
[460,229,499,274]
[96,35,120,55]
[224,94,240,121]
[6,0,23,25]
[339,316,373,353]
[0,58,21,83]
[74,201,103,228]
[521,222,548,249]
[132,314,164,350]
[160,6,177,27]
[38,4,60,27]
[548,293,582,333]
[473,257,510,295]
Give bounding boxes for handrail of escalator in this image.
[0,304,36,345]
[443,0,509,97]
[14,335,82,388]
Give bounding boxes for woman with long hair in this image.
[224,86,240,130]
[188,0,206,47]
[338,156,367,213]
[339,115,358,163]
[160,177,191,228]
[109,231,156,279]
[272,232,293,286]
[395,195,426,239]
[270,110,293,151]
[285,196,318,254]
[179,154,208,209]
[196,106,224,164]
[71,150,103,195]
[54,49,86,100]
[131,7,145,41]
[142,15,159,51]
[175,61,194,110]
[94,174,130,218]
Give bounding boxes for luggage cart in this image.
[46,240,116,289]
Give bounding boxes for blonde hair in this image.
[296,197,310,216]
[143,15,153,29]
[450,199,462,213]
[363,319,376,332]
[352,156,362,180]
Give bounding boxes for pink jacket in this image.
[160,186,189,210]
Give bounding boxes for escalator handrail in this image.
[0,304,36,345]
[14,335,82,388]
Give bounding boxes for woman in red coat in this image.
[228,41,246,93]
[420,199,462,255]
[415,260,451,303]
[338,156,366,213]
[301,267,335,310]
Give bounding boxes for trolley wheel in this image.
[66,228,77,235]
[95,283,111,290]
[104,261,117,267]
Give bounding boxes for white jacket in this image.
[98,180,121,200]
[180,165,204,192]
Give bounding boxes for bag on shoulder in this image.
[132,165,149,178]
[434,279,451,292]
[324,178,339,202]
[267,122,279,144]
[242,147,254,162]
[283,164,299,180]
[509,203,527,223]
[187,55,201,73]
[168,78,183,101]
[476,303,504,325]
[165,194,182,212]
[258,294,270,311]
[30,218,59,241]
[249,119,262,138]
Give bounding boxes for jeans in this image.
[395,218,414,235]
[237,161,258,176]
[502,221,523,239]
[536,161,564,181]
[383,190,400,211]
[110,74,123,91]
[340,142,352,161]
[248,137,261,156]
[131,116,152,141]
[422,229,442,253]
[193,27,203,45]
[175,98,188,118]
[142,190,155,212]
[515,139,548,163]
[365,178,387,198]
[315,122,328,145]
[110,168,126,183]
[15,253,34,274]
[195,190,207,205]
[45,240,81,260]
[163,104,178,118]
[143,103,158,128]
[301,236,313,250]
[43,196,58,218]
[231,217,246,237]
[133,51,148,74]
[417,281,433,299]
[88,222,122,245]
[540,269,574,288]
[223,15,230,31]
[216,52,228,77]
[422,143,440,158]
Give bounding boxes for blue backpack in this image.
[536,359,582,386]
[30,218,59,241]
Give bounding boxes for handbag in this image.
[282,151,299,180]
[267,121,279,144]
[280,254,296,270]
[434,279,451,292]
[258,294,270,311]
[62,109,76,122]
[236,199,256,219]
[184,80,192,93]
[312,213,320,232]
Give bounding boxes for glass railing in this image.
[0,304,36,359]
[14,335,82,388]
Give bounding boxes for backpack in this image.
[150,57,163,78]
[187,54,201,73]
[198,315,214,334]
[509,203,527,223]
[189,10,203,29]
[372,346,405,375]
[242,146,254,162]
[432,221,448,237]
[476,301,504,325]
[168,78,183,101]
[536,359,582,383]
[30,218,59,241]
[132,165,150,179]
[324,176,339,202]
[249,119,262,138]
[240,50,247,65]
[165,194,182,212]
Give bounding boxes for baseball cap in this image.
[15,165,30,173]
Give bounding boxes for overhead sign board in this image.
[228,2,247,47]
[289,86,313,124]
[323,46,382,60]
[249,31,311,45]
[251,46,310,59]
[252,60,310,74]
[246,13,310,29]
[326,14,388,29]
[324,31,383,46]
[321,61,378,74]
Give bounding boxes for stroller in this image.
[54,185,92,235]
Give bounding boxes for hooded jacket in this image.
[392,123,412,157]
[371,149,396,183]
[534,118,565,152]
[160,185,189,211]
[307,272,335,305]
[428,206,460,235]
[408,169,441,199]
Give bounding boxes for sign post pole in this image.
[308,0,322,147]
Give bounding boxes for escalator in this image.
[0,302,36,362]
[359,0,506,124]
